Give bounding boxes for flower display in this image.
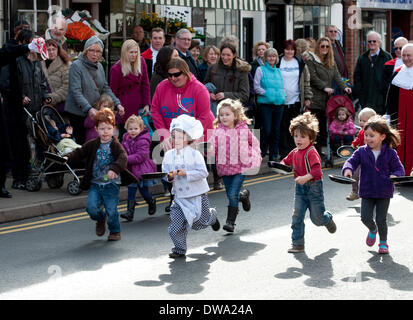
[139,11,195,35]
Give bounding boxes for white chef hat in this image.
[170,114,204,140]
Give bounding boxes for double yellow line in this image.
[0,172,291,236]
[1,161,341,236]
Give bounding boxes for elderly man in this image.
[326,25,348,78]
[131,25,149,52]
[141,27,165,79]
[45,16,67,50]
[353,31,392,114]
[383,37,408,85]
[174,28,201,80]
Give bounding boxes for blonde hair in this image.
[289,112,319,142]
[214,98,251,127]
[364,115,401,149]
[358,107,376,120]
[121,39,141,76]
[94,94,114,111]
[252,41,270,58]
[125,114,144,131]
[315,37,335,69]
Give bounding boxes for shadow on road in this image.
[135,230,266,295]
[274,248,339,288]
[341,251,413,291]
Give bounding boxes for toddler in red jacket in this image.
[281,112,336,253]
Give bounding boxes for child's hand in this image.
[107,170,118,180]
[176,169,186,176]
[294,176,308,185]
[389,175,397,179]
[343,169,353,178]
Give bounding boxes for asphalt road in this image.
[1,166,413,301]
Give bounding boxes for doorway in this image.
[266,4,286,52]
[243,18,253,62]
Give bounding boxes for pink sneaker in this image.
[379,242,389,254]
[366,230,377,247]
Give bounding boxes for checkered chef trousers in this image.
[168,194,217,255]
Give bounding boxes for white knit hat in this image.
[170,114,204,140]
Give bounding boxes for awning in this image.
[142,0,265,11]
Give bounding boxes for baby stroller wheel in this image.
[67,180,81,196]
[26,177,42,192]
[46,173,65,189]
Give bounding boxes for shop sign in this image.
[357,0,413,10]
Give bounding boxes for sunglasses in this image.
[368,40,377,43]
[167,71,183,78]
[320,45,330,49]
[394,47,403,50]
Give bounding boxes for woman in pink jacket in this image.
[208,99,262,232]
[151,57,215,210]
[110,39,151,137]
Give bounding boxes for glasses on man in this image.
[394,47,403,51]
[329,30,338,33]
[368,40,377,44]
[168,71,183,78]
[178,37,192,42]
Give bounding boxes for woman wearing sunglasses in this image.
[151,57,214,152]
[305,37,351,155]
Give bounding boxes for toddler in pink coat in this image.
[329,106,356,151]
[208,99,262,232]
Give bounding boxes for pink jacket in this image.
[109,58,151,124]
[150,74,214,141]
[208,121,262,176]
[329,118,356,137]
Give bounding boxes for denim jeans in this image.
[292,180,332,246]
[222,174,245,207]
[259,104,284,161]
[86,183,121,233]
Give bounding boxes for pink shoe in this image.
[379,242,389,254]
[366,230,377,247]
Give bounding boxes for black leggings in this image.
[361,198,390,241]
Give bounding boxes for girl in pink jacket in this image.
[329,106,356,151]
[208,99,262,232]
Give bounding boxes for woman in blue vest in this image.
[253,48,285,161]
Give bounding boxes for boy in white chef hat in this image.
[162,114,220,259]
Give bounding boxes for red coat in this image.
[109,57,151,124]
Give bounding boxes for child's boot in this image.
[121,199,135,221]
[146,197,157,215]
[165,194,174,213]
[239,189,251,212]
[223,206,239,232]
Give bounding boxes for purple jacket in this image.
[121,129,156,180]
[342,143,405,198]
[110,58,151,124]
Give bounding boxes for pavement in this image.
[0,162,274,224]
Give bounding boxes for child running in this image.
[162,114,220,259]
[208,99,262,233]
[65,108,136,241]
[342,115,405,254]
[120,115,157,221]
[84,94,120,142]
[329,106,356,151]
[281,112,336,253]
[346,107,376,201]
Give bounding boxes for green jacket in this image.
[305,52,347,110]
[353,49,392,114]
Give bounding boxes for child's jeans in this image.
[292,180,333,246]
[86,183,120,233]
[361,198,390,242]
[222,174,246,207]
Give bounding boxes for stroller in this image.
[24,105,84,195]
[325,95,357,167]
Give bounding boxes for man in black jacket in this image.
[174,29,201,81]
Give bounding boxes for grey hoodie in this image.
[65,53,120,117]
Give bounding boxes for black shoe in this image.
[239,189,251,212]
[0,187,12,198]
[169,252,186,259]
[146,197,157,215]
[120,199,135,221]
[211,217,220,231]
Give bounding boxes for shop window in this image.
[293,5,329,40]
[204,9,238,48]
[17,0,63,35]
